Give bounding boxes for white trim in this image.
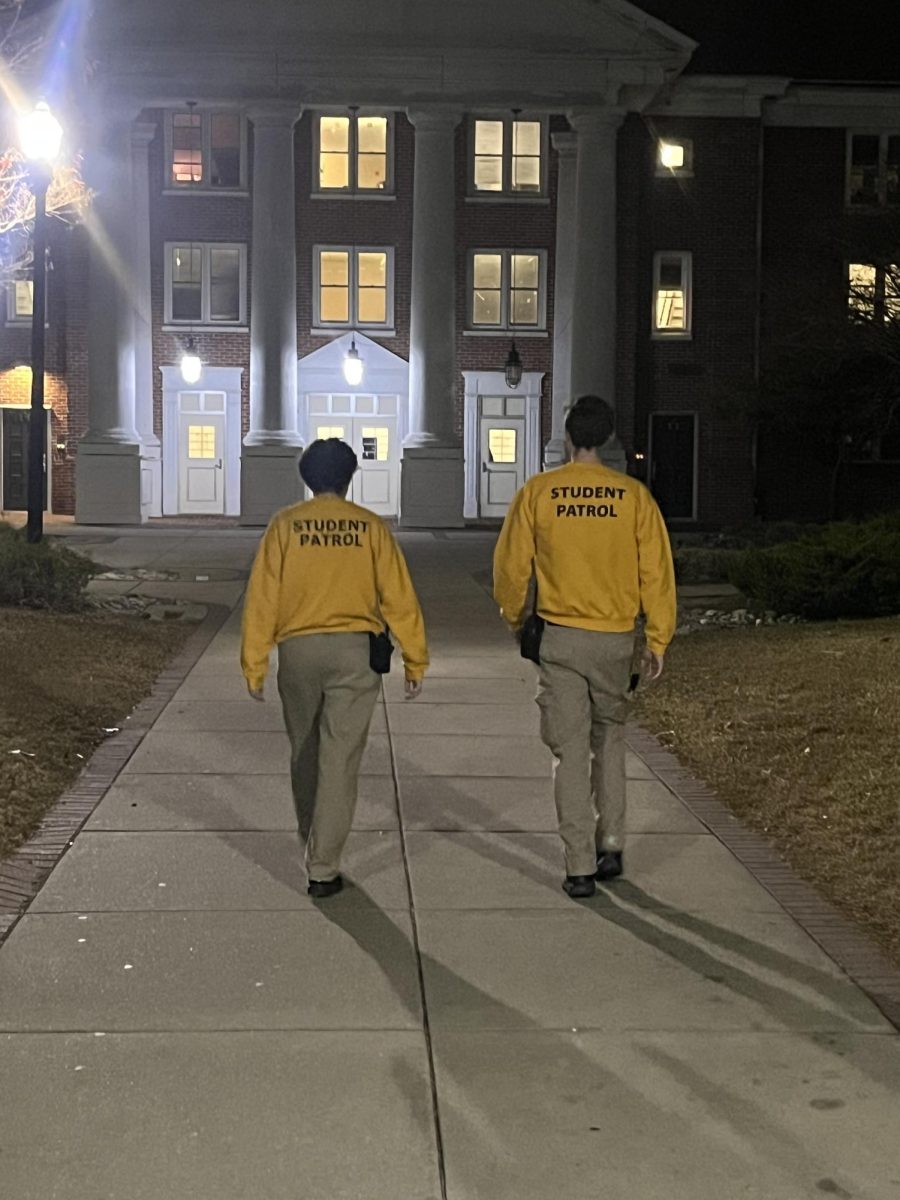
[312,244,395,331]
[163,109,248,192]
[468,113,549,199]
[648,410,699,522]
[467,248,548,331]
[160,364,243,515]
[312,110,395,196]
[461,370,544,519]
[163,241,248,327]
[651,250,693,339]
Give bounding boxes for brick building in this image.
[1,0,898,526]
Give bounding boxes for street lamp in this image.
[17,100,63,544]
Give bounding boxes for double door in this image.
[311,416,398,516]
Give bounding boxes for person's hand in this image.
[642,648,665,682]
[405,677,423,700]
[247,683,266,702]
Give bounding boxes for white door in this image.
[310,416,398,516]
[178,413,225,514]
[480,418,524,517]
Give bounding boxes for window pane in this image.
[357,252,386,288]
[316,425,346,440]
[360,427,389,461]
[358,153,387,189]
[659,257,684,290]
[511,155,541,191]
[321,288,349,322]
[320,251,349,286]
[14,280,33,317]
[849,135,880,206]
[511,254,539,289]
[887,137,900,205]
[475,120,503,156]
[358,252,388,324]
[473,289,502,324]
[885,266,900,321]
[210,113,241,187]
[209,247,241,322]
[358,287,386,323]
[320,117,350,188]
[358,116,387,153]
[848,263,877,317]
[188,425,217,459]
[511,121,541,192]
[513,121,541,157]
[656,290,686,330]
[172,246,202,320]
[172,112,202,185]
[474,156,503,191]
[489,428,517,463]
[473,254,502,289]
[511,289,539,325]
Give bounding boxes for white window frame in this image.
[467,114,549,200]
[164,110,248,194]
[312,111,395,196]
[467,249,548,332]
[312,245,395,331]
[163,242,248,328]
[652,251,693,340]
[846,131,900,208]
[656,137,694,178]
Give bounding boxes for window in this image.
[656,138,694,177]
[847,133,900,207]
[164,243,247,326]
[187,425,217,459]
[313,246,393,329]
[360,427,389,461]
[316,114,392,193]
[470,116,546,196]
[469,250,547,330]
[848,263,900,322]
[6,280,34,323]
[652,252,692,337]
[488,428,518,463]
[167,110,245,190]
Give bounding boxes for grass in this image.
[637,618,900,967]
[0,608,193,860]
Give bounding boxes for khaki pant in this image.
[277,633,380,882]
[537,625,634,877]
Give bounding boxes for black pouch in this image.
[369,630,395,674]
[519,613,545,665]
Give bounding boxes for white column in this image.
[401,107,464,528]
[131,120,161,516]
[76,113,144,525]
[241,104,304,525]
[545,130,578,467]
[568,107,626,471]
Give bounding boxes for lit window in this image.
[488,428,518,463]
[471,116,546,196]
[653,252,692,336]
[6,280,35,323]
[168,111,245,190]
[848,133,900,207]
[656,138,693,176]
[187,425,217,459]
[315,425,347,441]
[316,113,392,193]
[848,262,900,322]
[360,427,389,461]
[165,243,247,325]
[469,250,547,330]
[314,247,393,328]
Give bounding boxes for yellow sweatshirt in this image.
[493,461,677,656]
[240,495,429,689]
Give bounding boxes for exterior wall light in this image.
[504,340,523,389]
[180,335,202,384]
[342,336,364,386]
[658,141,684,170]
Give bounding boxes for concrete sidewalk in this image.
[1,525,899,1199]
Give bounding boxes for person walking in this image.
[493,396,676,899]
[241,438,428,899]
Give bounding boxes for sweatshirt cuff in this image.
[244,671,267,691]
[646,639,669,657]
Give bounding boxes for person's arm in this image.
[636,488,677,674]
[493,485,535,630]
[240,517,286,695]
[374,525,429,687]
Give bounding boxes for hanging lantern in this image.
[180,335,202,384]
[343,336,364,386]
[504,340,523,389]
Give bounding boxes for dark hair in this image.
[299,438,358,495]
[565,395,615,450]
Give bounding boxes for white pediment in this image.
[298,332,410,396]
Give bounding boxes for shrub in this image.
[727,514,900,619]
[673,547,741,585]
[0,531,97,612]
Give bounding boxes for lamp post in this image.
[18,100,63,544]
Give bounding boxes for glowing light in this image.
[342,338,364,386]
[18,101,63,164]
[659,141,685,170]
[180,337,202,383]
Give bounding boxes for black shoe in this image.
[308,876,344,899]
[595,851,623,882]
[563,874,597,899]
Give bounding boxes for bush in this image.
[0,531,97,611]
[727,514,900,619]
[673,547,741,585]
